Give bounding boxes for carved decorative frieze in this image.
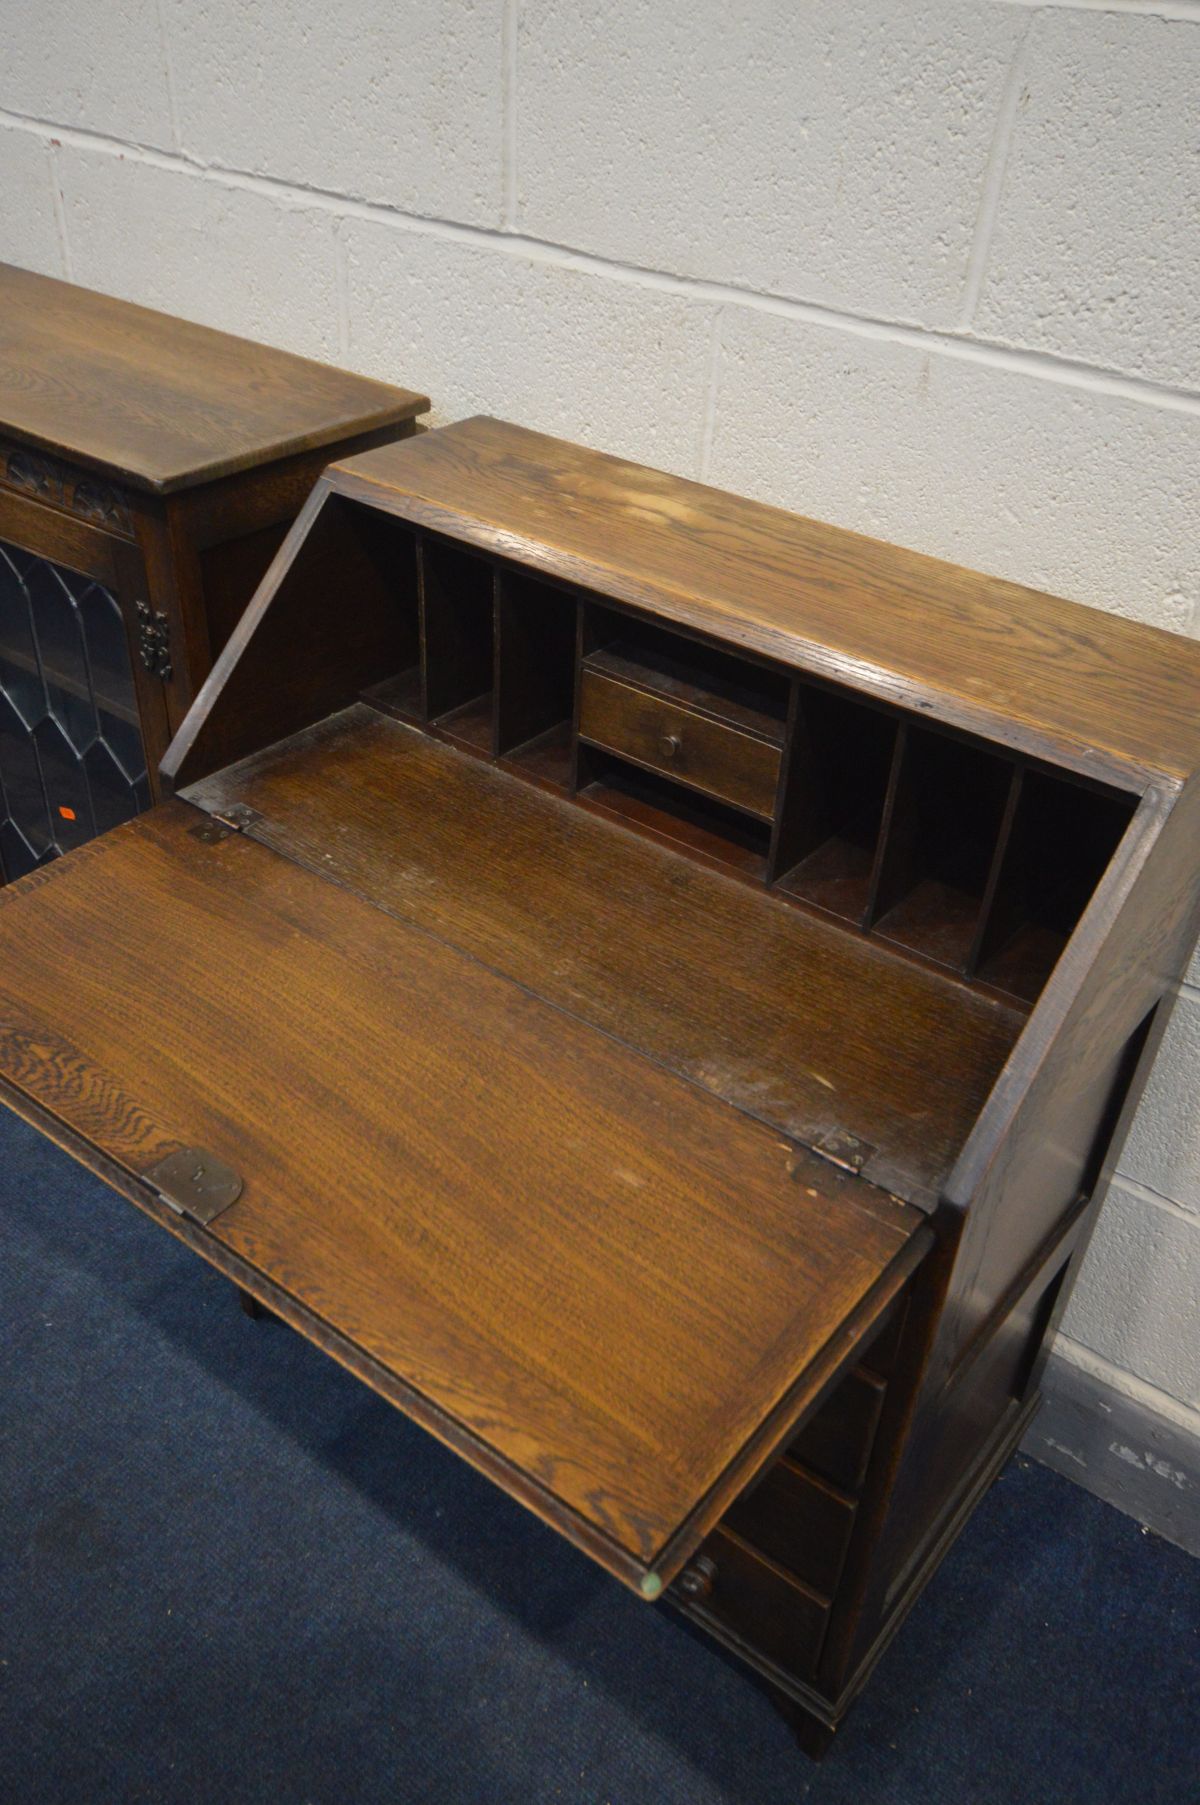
[72,479,135,537]
[1,440,135,538]
[5,446,64,505]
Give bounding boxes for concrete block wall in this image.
[2,0,1198,1538]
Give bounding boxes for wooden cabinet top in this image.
[331,416,1200,790]
[0,264,428,495]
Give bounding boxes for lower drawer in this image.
[788,1365,886,1494]
[672,1526,830,1684]
[724,1457,856,1598]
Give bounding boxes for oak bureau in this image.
[2,417,1198,1755]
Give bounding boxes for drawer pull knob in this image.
[677,1555,717,1602]
[659,731,682,760]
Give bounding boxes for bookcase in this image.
[0,263,426,882]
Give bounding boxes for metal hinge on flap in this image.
[143,1147,243,1225]
[811,1127,875,1177]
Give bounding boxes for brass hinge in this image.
[143,1147,243,1225]
[134,598,173,682]
[811,1127,875,1177]
[214,802,262,832]
[187,805,261,846]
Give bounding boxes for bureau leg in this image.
[767,1687,836,1760]
[236,1286,279,1324]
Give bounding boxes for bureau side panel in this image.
[850,778,1200,1663]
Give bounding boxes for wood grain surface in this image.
[0,802,924,1587]
[184,705,1027,1205]
[0,265,427,493]
[329,417,1200,787]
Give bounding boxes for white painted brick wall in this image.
[59,149,343,358]
[975,9,1200,389]
[162,0,504,226]
[516,0,1024,327]
[1065,1178,1200,1409]
[3,0,175,148]
[0,127,64,276]
[2,0,1198,1461]
[343,221,716,469]
[1121,993,1200,1217]
[707,307,1200,631]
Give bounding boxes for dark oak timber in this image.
[0,265,426,494]
[0,264,426,885]
[0,804,923,1591]
[323,417,1200,787]
[4,416,1199,1760]
[184,706,1023,1205]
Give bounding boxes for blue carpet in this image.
[1,1105,1197,1805]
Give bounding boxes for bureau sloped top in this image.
[0,803,926,1594]
[0,264,427,492]
[329,417,1200,788]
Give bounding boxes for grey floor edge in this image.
[1023,1349,1200,1558]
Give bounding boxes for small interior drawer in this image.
[672,1526,830,1684]
[579,666,782,819]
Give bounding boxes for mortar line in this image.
[697,308,724,480]
[996,0,1200,18]
[502,0,519,229]
[6,104,1200,420]
[153,0,183,152]
[958,16,1034,330]
[47,140,73,282]
[332,219,351,360]
[1107,1172,1200,1228]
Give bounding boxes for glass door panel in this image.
[0,538,150,882]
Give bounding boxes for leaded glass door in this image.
[0,498,167,885]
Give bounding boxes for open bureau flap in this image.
[0,798,929,1595]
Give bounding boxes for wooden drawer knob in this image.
[676,1554,717,1602]
[659,731,682,760]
